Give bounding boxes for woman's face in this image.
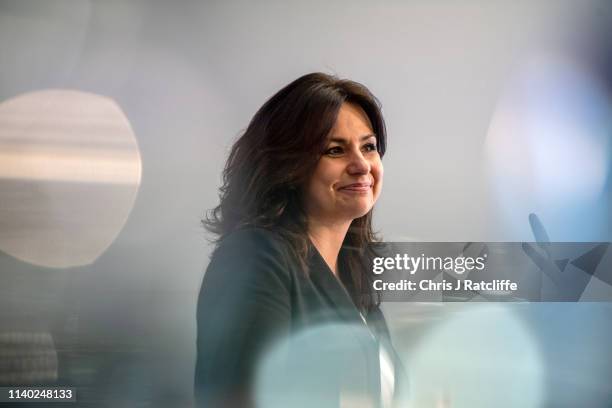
[304,102,383,226]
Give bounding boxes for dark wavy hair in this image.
[203,72,387,312]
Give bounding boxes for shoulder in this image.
[213,227,291,266]
[217,227,287,253]
[205,227,294,287]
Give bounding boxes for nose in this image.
[346,149,370,175]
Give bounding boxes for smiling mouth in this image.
[338,183,372,192]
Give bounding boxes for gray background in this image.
[1,1,611,407]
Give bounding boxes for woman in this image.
[195,73,401,407]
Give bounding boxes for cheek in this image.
[312,173,335,193]
[308,165,337,201]
[313,162,342,191]
[372,161,384,199]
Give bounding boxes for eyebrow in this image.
[328,134,377,144]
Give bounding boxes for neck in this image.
[308,219,351,276]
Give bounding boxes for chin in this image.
[344,204,373,220]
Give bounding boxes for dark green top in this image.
[195,228,401,408]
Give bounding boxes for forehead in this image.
[331,102,373,136]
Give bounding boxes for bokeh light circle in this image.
[0,89,141,268]
[404,304,544,408]
[486,54,612,239]
[256,322,387,408]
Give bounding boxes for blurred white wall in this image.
[1,1,611,407]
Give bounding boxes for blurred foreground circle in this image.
[0,89,141,268]
[256,322,391,408]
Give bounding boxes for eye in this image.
[325,146,343,156]
[363,142,377,152]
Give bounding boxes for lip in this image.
[338,182,372,192]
